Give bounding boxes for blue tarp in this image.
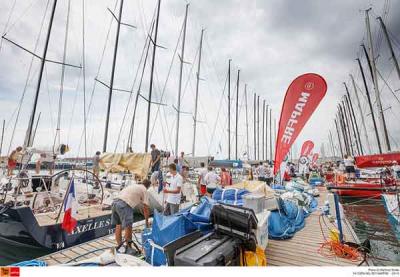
[309,177,324,186]
[212,188,249,206]
[268,200,306,240]
[12,260,47,266]
[142,211,199,266]
[271,184,285,190]
[142,198,215,266]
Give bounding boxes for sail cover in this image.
[100,152,152,178]
[274,73,327,175]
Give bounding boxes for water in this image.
[0,239,50,266]
[341,197,400,266]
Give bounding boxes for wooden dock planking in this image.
[266,187,363,266]
[38,187,365,267]
[38,221,148,266]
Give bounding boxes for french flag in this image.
[62,178,78,233]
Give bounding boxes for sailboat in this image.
[0,0,199,251]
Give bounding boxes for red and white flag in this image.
[274,73,327,175]
[300,140,314,157]
[62,178,78,233]
[311,153,319,165]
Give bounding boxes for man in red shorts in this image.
[7,146,22,176]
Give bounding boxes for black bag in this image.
[211,203,258,251]
[174,232,241,266]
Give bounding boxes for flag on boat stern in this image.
[62,177,78,233]
[274,73,327,175]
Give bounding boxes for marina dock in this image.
[267,187,365,266]
[37,187,368,267]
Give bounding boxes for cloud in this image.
[0,0,399,158]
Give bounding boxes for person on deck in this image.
[163,163,183,215]
[204,166,221,196]
[7,146,22,176]
[178,152,186,168]
[343,154,356,179]
[257,162,267,182]
[111,180,150,251]
[174,158,182,174]
[150,144,163,191]
[220,167,232,188]
[93,151,101,177]
[391,161,400,180]
[265,163,273,185]
[197,162,208,197]
[35,153,56,175]
[150,144,161,172]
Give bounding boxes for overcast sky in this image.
[0,0,399,159]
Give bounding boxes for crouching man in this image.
[111,179,151,250]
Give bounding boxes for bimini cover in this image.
[142,210,198,266]
[268,200,305,240]
[100,152,151,179]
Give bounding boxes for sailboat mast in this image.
[174,3,189,157]
[338,107,349,155]
[357,56,381,153]
[365,9,391,152]
[334,118,344,158]
[103,0,124,152]
[235,69,240,160]
[269,108,272,161]
[344,95,361,155]
[257,95,260,160]
[350,73,371,154]
[341,102,354,155]
[145,0,161,153]
[328,130,336,157]
[262,100,265,161]
[0,120,4,156]
[192,28,204,157]
[25,0,58,147]
[344,82,363,155]
[265,104,268,161]
[227,59,231,160]
[54,0,71,151]
[127,37,152,151]
[253,93,256,160]
[377,17,400,82]
[244,84,249,160]
[31,112,42,147]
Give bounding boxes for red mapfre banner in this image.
[355,152,400,168]
[274,73,327,174]
[300,140,314,157]
[311,153,319,164]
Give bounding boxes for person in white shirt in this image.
[163,163,182,215]
[343,154,356,179]
[204,166,221,195]
[391,161,400,180]
[197,162,208,197]
[257,162,267,182]
[265,163,273,185]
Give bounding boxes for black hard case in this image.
[174,232,241,266]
